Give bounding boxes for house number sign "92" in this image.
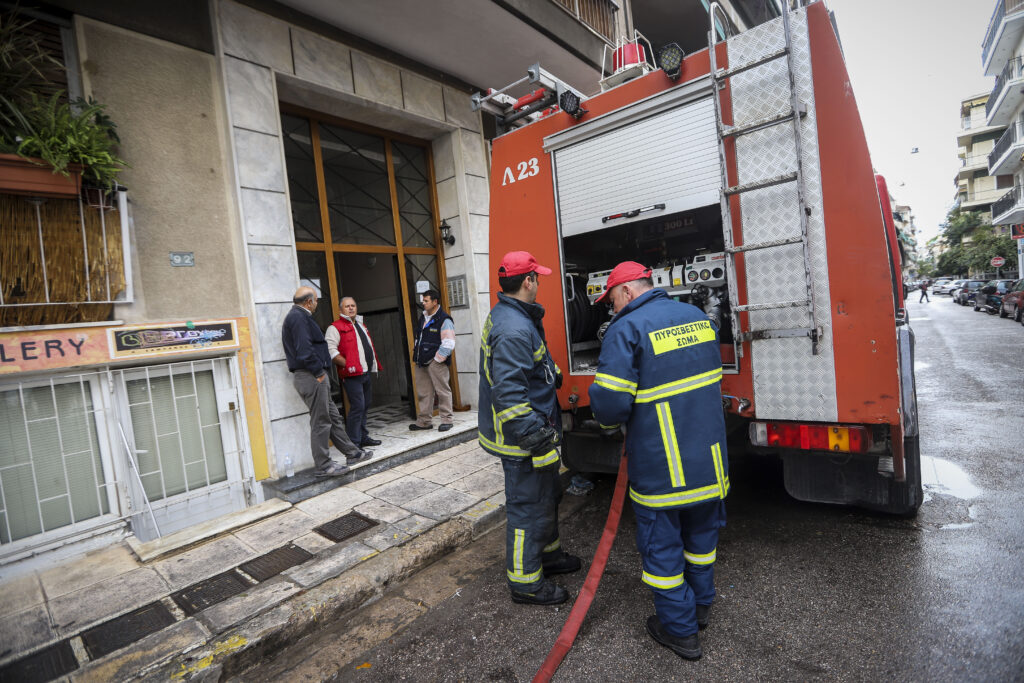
[502,157,540,186]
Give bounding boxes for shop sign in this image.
[108,320,238,359]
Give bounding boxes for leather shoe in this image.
[543,554,582,576]
[646,615,702,660]
[511,580,568,606]
[346,450,372,465]
[409,423,433,431]
[696,603,711,630]
[360,437,382,447]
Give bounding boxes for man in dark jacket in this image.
[410,289,455,432]
[281,286,372,477]
[589,262,728,661]
[478,251,579,606]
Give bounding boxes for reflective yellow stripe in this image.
[481,315,494,386]
[507,567,543,584]
[641,570,685,589]
[496,402,531,424]
[635,368,723,403]
[513,528,524,575]
[597,422,621,430]
[629,484,723,508]
[594,373,638,395]
[684,548,717,565]
[533,342,547,361]
[656,402,685,488]
[543,538,561,553]
[555,364,562,375]
[532,450,559,468]
[479,433,530,457]
[711,442,727,499]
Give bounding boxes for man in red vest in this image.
[325,297,382,448]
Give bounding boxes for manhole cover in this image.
[0,640,77,682]
[314,511,377,543]
[81,601,176,660]
[239,544,314,581]
[171,570,251,616]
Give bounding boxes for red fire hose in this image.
[533,453,629,683]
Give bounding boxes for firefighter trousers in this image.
[501,456,565,593]
[633,499,725,637]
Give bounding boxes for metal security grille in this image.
[446,274,468,309]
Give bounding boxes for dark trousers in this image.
[501,457,565,592]
[633,499,725,637]
[919,289,929,302]
[292,369,360,469]
[342,373,373,444]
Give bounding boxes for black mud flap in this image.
[561,431,623,474]
[782,436,921,517]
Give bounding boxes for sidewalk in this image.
[0,428,514,682]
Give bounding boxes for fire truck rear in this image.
[479,0,921,515]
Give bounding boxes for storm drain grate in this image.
[171,570,251,616]
[80,601,176,660]
[0,640,78,683]
[239,544,314,581]
[313,511,377,543]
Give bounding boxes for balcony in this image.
[982,0,1024,76]
[552,0,618,42]
[962,186,1011,210]
[986,56,1024,126]
[991,184,1024,224]
[989,122,1024,174]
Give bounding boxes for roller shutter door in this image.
[553,97,720,237]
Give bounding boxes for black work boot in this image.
[696,603,711,630]
[543,553,582,576]
[511,581,568,606]
[646,615,702,660]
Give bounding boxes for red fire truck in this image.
[478,0,920,515]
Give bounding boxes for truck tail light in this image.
[749,421,872,453]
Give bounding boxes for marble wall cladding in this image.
[234,129,286,192]
[435,176,459,221]
[224,57,277,135]
[472,253,491,293]
[448,306,475,340]
[219,0,293,74]
[443,87,481,132]
[444,252,466,277]
[454,334,478,373]
[255,302,292,362]
[263,360,308,420]
[469,214,489,261]
[402,71,445,122]
[351,52,403,110]
[477,293,492,322]
[270,414,313,472]
[248,245,299,303]
[465,174,489,215]
[292,28,354,94]
[457,372,477,408]
[241,189,292,245]
[441,216,465,258]
[432,132,456,183]
[459,129,489,178]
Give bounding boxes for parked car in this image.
[931,278,952,294]
[974,279,1017,314]
[936,279,964,295]
[954,280,988,306]
[999,279,1024,321]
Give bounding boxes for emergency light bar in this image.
[749,421,873,453]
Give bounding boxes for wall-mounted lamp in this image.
[439,219,455,246]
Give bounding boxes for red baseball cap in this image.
[595,261,652,303]
[498,251,552,277]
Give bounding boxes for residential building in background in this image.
[893,203,920,277]
[955,93,1010,227]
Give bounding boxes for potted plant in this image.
[0,6,126,198]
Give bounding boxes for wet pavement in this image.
[257,295,1024,681]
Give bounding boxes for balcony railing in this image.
[983,0,1024,66]
[991,184,1021,218]
[961,153,991,168]
[987,56,1024,118]
[989,121,1021,167]
[552,0,618,42]
[966,187,1012,204]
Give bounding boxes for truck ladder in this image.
[708,1,821,354]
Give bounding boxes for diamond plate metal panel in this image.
[726,9,838,421]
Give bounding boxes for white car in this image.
[931,279,952,294]
[937,279,966,296]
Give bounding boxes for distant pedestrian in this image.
[325,297,382,448]
[282,286,373,477]
[410,289,455,432]
[918,281,929,303]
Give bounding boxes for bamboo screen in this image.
[0,193,126,326]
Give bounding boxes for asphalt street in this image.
[251,293,1024,682]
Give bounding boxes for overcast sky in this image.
[824,0,993,241]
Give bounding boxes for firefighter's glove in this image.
[519,426,558,456]
[555,371,563,390]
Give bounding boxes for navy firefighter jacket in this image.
[478,293,563,469]
[589,288,729,509]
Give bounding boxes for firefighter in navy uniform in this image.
[589,261,729,660]
[478,251,579,605]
